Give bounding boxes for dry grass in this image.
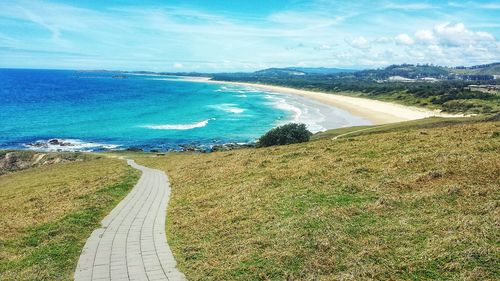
[135,119,500,280]
[0,156,139,280]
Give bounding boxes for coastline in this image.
[176,76,466,125]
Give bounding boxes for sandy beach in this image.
[179,76,465,125]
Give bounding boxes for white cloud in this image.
[346,36,370,49]
[428,44,444,56]
[448,1,500,9]
[395,33,414,45]
[383,2,434,10]
[0,1,498,70]
[433,22,495,46]
[315,44,332,50]
[395,23,499,66]
[414,30,435,42]
[372,37,392,44]
[477,3,500,9]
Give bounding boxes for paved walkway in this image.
[74,159,186,281]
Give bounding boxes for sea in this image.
[0,69,370,152]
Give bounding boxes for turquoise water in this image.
[0,69,370,151]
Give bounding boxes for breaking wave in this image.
[208,104,245,114]
[143,118,215,130]
[264,94,326,133]
[24,139,119,152]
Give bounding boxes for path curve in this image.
[331,124,391,140]
[74,159,186,281]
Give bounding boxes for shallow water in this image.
[0,69,370,151]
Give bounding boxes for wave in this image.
[143,118,214,130]
[208,104,245,114]
[214,86,260,94]
[264,95,302,122]
[264,94,326,133]
[24,139,119,152]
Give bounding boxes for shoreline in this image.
[176,76,466,125]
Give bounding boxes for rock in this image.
[126,147,143,152]
[28,141,48,148]
[47,139,73,147]
[0,152,18,171]
[210,142,255,152]
[0,151,85,175]
[48,139,61,145]
[32,154,46,165]
[5,152,17,164]
[179,144,199,152]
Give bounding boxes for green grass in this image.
[312,116,488,140]
[133,117,500,280]
[0,156,140,280]
[341,90,445,110]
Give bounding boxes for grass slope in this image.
[311,116,487,140]
[135,118,499,280]
[0,156,139,280]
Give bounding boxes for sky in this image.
[0,0,499,72]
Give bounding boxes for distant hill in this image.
[254,67,357,76]
[451,62,500,75]
[349,63,499,80]
[353,64,450,79]
[124,63,499,79]
[248,63,499,80]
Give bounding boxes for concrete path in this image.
[74,159,186,281]
[331,124,391,140]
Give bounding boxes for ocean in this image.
[0,69,370,152]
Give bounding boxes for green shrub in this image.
[258,123,312,147]
[442,99,496,114]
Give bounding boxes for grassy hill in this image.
[133,117,500,280]
[254,67,357,76]
[0,154,139,280]
[451,63,500,76]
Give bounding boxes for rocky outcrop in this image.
[0,151,89,175]
[27,139,73,149]
[210,142,256,152]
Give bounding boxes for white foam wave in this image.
[144,118,214,130]
[264,94,326,133]
[214,86,230,92]
[265,95,302,123]
[214,86,260,94]
[24,139,119,152]
[208,104,245,114]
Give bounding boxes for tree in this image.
[258,123,312,147]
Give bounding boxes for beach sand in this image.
[176,76,466,125]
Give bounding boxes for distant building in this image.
[388,76,414,82]
[419,77,439,82]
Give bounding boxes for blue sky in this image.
[0,0,499,71]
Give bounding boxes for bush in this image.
[442,99,495,114]
[258,123,312,147]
